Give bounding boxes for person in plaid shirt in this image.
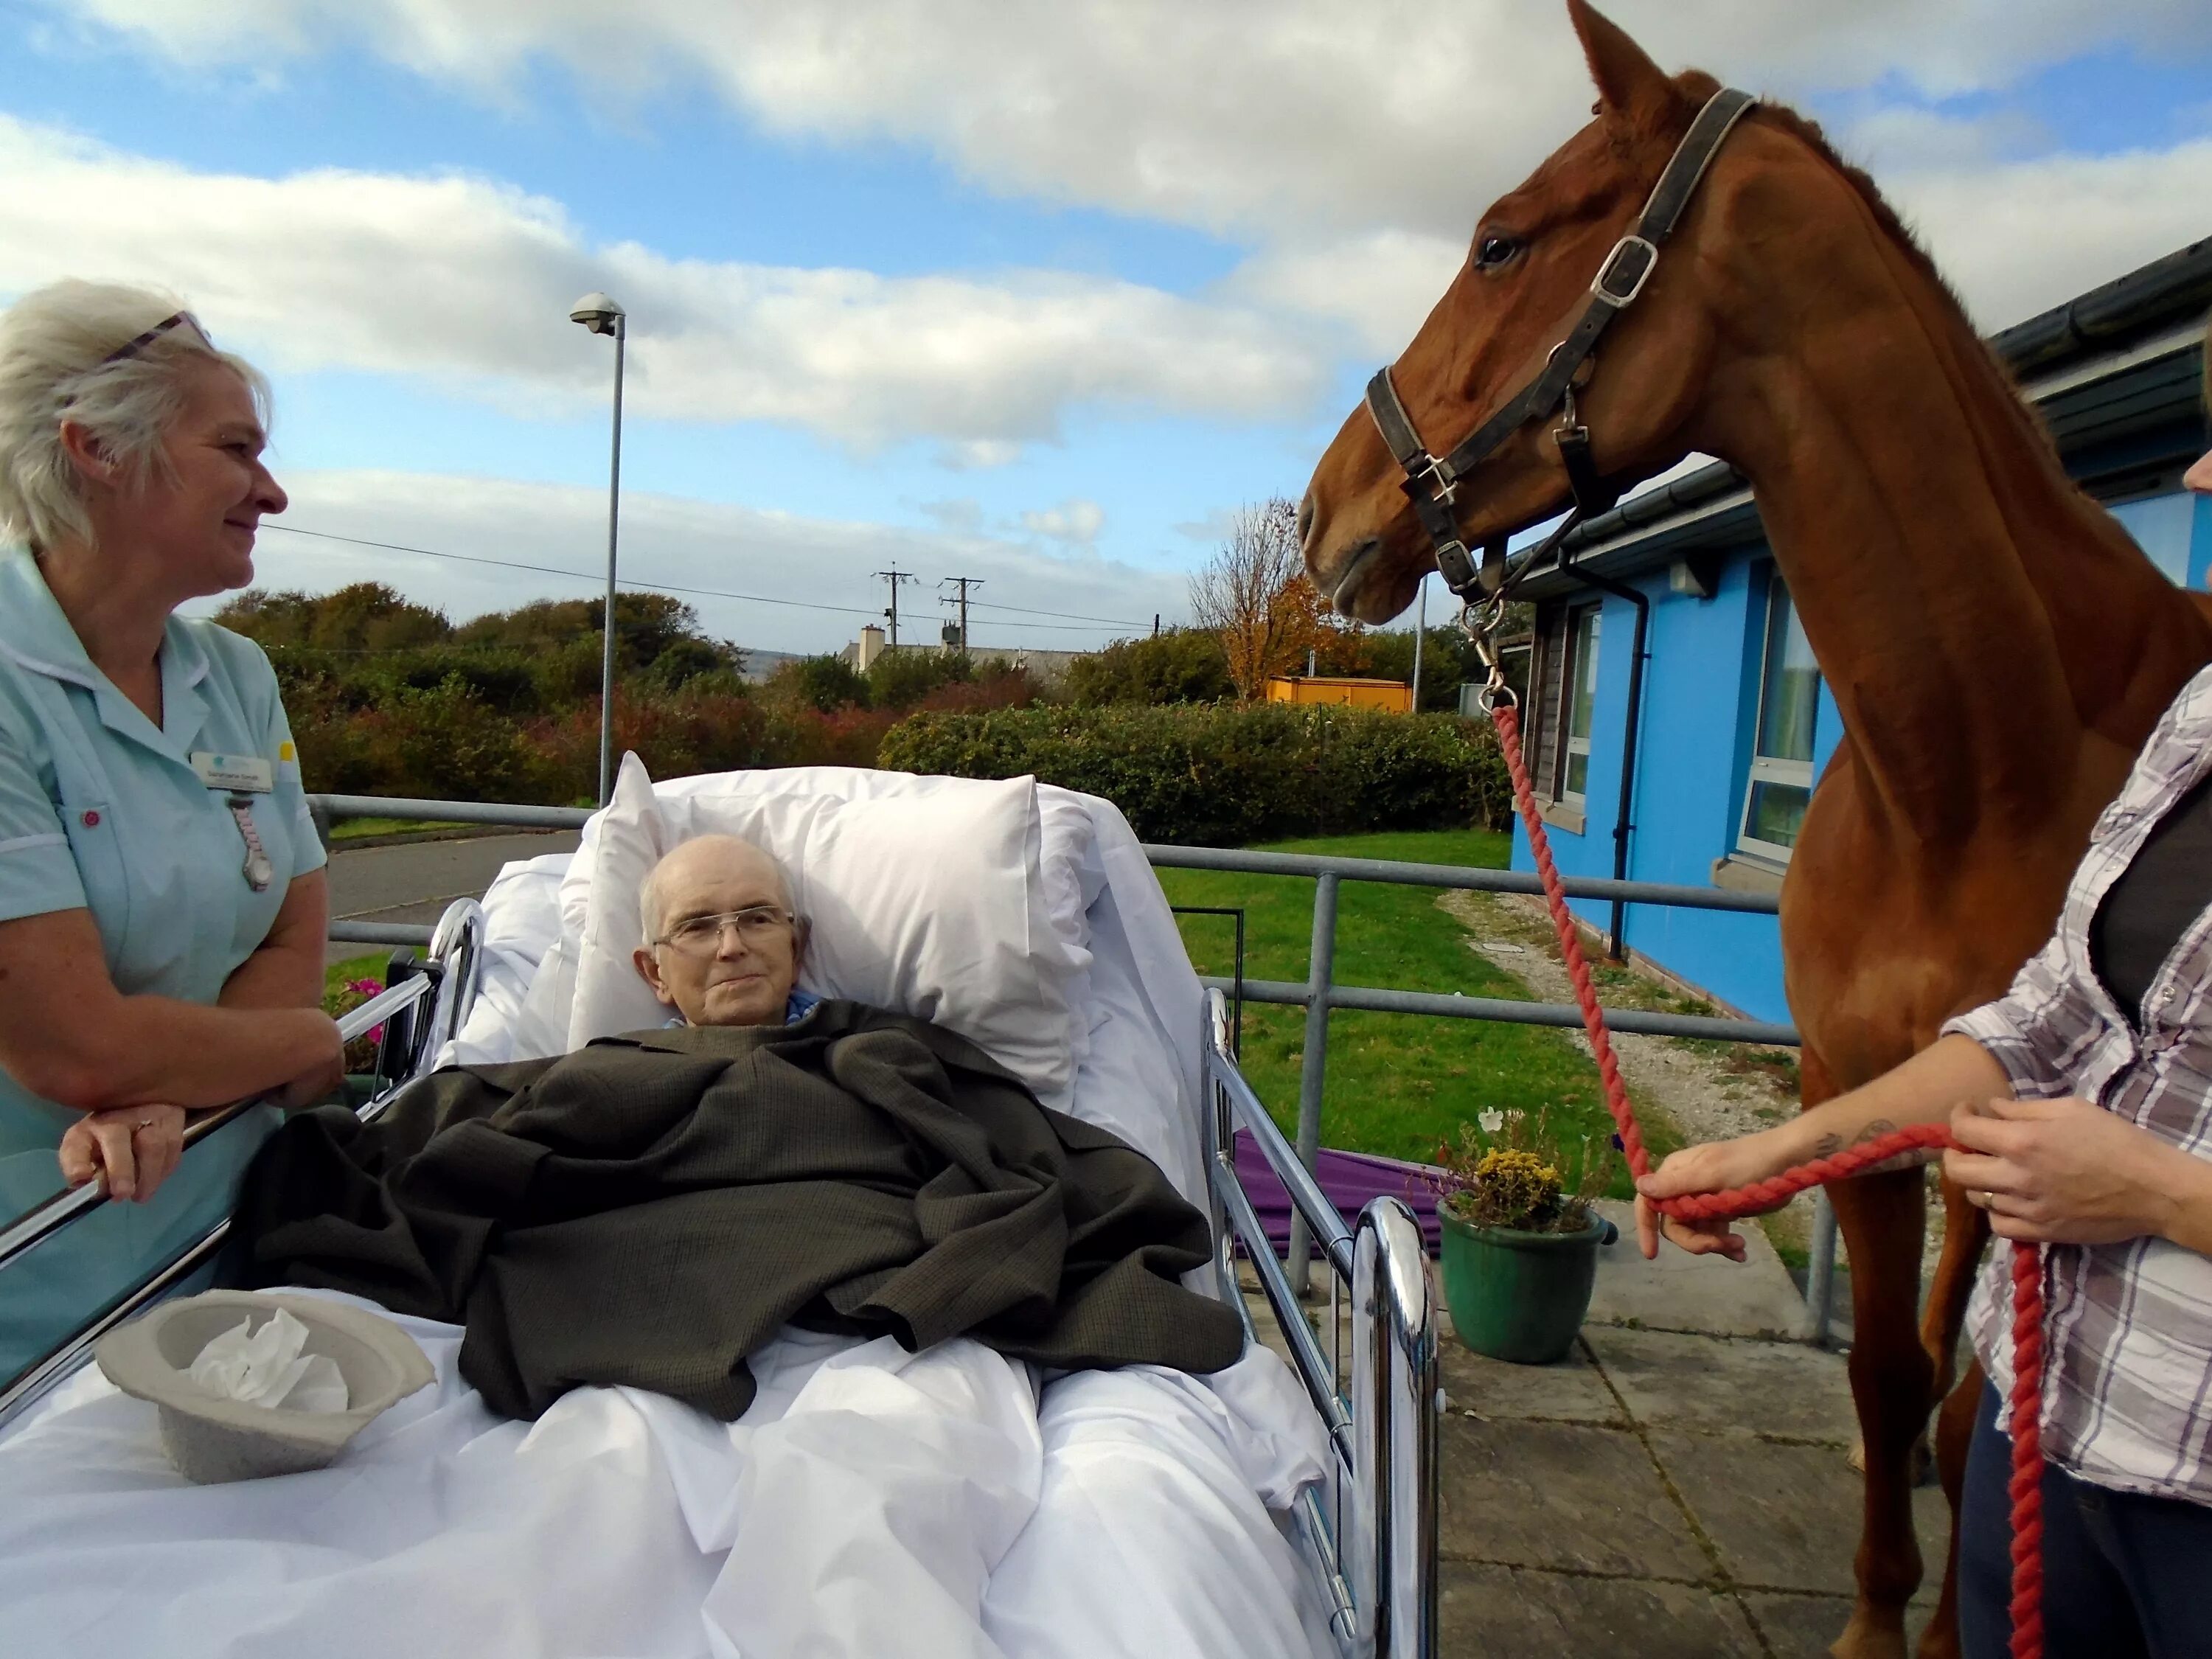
[1637,403,2212,1656]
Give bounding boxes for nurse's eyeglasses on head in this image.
[100,312,213,366]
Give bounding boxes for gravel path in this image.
[1436,889,1825,1255]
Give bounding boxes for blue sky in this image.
[0,1,2206,654]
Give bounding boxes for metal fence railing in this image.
[313,793,1843,1344]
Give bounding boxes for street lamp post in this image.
[570,291,627,806]
[1410,573,1427,712]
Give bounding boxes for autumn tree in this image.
[1188,498,1330,702]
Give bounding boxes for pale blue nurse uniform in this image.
[0,549,326,1380]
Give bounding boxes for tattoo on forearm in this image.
[1812,1119,1931,1174]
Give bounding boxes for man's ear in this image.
[633,946,677,1006]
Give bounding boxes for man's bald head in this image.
[633,835,807,1028]
[639,835,794,949]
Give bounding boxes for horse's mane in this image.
[1739,98,1971,321]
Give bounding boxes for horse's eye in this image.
[1473,233,1524,271]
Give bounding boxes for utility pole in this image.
[874,567,919,647]
[940,576,983,651]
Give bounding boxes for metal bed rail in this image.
[1203,990,1438,1659]
[306,792,1836,1338]
[0,901,488,1429]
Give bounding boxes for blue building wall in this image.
[1510,484,2207,1027]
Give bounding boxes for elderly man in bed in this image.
[232,826,1241,1428]
[628,835,820,1031]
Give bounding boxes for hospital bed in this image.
[0,764,1438,1659]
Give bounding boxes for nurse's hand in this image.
[59,1105,187,1203]
[276,1018,349,1110]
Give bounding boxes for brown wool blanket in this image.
[232,1001,1242,1420]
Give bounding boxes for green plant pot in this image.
[1436,1201,1607,1365]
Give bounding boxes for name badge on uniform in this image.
[189,751,275,793]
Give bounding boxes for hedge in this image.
[878,703,1511,846]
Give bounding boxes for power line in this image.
[956,597,1150,627]
[260,523,1152,633]
[262,524,880,619]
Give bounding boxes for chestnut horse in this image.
[1300,4,2212,1656]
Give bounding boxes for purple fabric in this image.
[1231,1131,1444,1256]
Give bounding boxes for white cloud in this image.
[1225,231,1470,358]
[1018,498,1106,547]
[199,469,1186,653]
[46,1,2212,243]
[0,115,1326,451]
[1879,138,2212,329]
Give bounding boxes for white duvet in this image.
[0,1290,1334,1659]
[0,773,1343,1656]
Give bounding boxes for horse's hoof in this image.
[1829,1608,1908,1659]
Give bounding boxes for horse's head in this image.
[1304,0,1745,622]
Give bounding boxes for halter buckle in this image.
[1401,451,1458,507]
[1590,234,1659,307]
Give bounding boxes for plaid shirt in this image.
[1944,662,2212,1503]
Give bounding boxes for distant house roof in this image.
[1516,237,2212,600]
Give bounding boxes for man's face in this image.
[632,841,805,1027]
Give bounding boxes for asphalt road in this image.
[324,830,579,965]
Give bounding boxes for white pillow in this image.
[562,754,1090,1105]
[442,852,573,1068]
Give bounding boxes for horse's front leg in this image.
[1829,1164,1935,1659]
[1913,1180,1992,1659]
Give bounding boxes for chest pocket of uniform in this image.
[57,793,131,964]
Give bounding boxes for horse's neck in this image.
[1708,243,2206,849]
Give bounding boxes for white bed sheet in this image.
[93,775,1335,1655]
[0,1290,1332,1659]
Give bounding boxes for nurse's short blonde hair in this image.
[0,280,272,554]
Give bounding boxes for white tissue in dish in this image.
[187,1308,351,1413]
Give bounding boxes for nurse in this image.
[0,281,344,1379]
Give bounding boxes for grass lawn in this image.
[325,953,386,997]
[330,816,470,841]
[1156,828,1669,1197]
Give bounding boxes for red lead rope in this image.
[1488,699,2045,1659]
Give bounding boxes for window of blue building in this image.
[1560,606,1601,803]
[1525,599,1602,811]
[1739,574,1820,859]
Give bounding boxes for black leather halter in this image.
[1363,86,1758,605]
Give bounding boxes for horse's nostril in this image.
[1295,493,1315,550]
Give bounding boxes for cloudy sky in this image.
[2,0,2207,653]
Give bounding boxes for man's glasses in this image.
[655,905,795,955]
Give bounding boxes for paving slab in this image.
[1743,1592,1939,1658]
[1646,1430,1952,1599]
[1439,1416,1712,1581]
[1439,1326,1621,1425]
[1582,1325,1859,1442]
[1439,1562,1762,1659]
[1586,1199,1811,1339]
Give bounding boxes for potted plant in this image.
[1432,1107,1617,1365]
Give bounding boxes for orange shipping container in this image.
[1263,676,1414,713]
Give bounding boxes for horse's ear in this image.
[1566,0,1684,138]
